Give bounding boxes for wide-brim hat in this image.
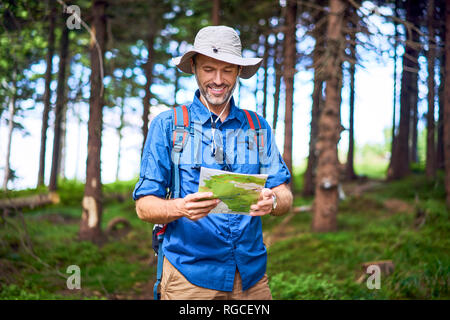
[172,26,262,79]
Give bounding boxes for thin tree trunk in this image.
[37,2,56,187]
[80,0,107,242]
[346,33,357,180]
[273,37,282,131]
[262,34,269,119]
[391,0,399,160]
[312,0,345,233]
[58,93,68,180]
[212,0,220,25]
[426,0,436,178]
[116,98,125,181]
[303,32,323,196]
[142,32,155,150]
[3,83,16,191]
[49,18,69,192]
[388,0,420,180]
[444,0,450,207]
[437,55,445,169]
[437,2,446,171]
[282,0,297,179]
[410,93,419,163]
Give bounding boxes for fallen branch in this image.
[0,192,60,210]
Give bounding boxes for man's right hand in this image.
[175,192,220,221]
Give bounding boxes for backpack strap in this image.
[154,105,189,300]
[242,110,267,174]
[171,105,190,199]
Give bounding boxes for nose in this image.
[212,71,224,86]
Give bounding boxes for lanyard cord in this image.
[203,93,233,155]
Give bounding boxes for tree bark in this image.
[212,0,220,25]
[346,32,357,180]
[282,0,297,179]
[303,32,323,196]
[2,79,16,191]
[49,17,69,192]
[312,0,345,232]
[437,54,445,170]
[262,34,269,119]
[80,0,107,242]
[272,36,282,132]
[444,0,450,207]
[388,0,420,180]
[142,32,155,150]
[391,0,399,174]
[437,2,446,171]
[37,2,56,187]
[426,0,437,178]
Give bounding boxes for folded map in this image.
[198,167,268,215]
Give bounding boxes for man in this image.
[133,26,293,300]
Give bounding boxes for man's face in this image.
[192,54,240,107]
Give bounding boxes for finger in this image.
[186,198,220,210]
[249,209,269,216]
[251,199,273,211]
[188,192,214,201]
[186,201,220,216]
[259,188,273,200]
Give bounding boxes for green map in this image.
[198,167,268,215]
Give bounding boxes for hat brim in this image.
[172,49,262,79]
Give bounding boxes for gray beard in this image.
[195,73,238,107]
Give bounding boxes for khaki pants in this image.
[160,257,272,300]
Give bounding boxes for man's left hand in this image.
[249,188,274,216]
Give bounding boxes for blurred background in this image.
[0,0,448,300]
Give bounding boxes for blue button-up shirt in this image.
[133,90,290,291]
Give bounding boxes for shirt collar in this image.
[191,89,244,125]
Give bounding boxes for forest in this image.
[0,0,449,300]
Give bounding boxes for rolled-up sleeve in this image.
[132,111,172,201]
[258,115,291,189]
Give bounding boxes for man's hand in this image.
[249,188,274,217]
[175,192,220,221]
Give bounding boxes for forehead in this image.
[196,54,238,68]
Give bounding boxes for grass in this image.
[0,168,448,300]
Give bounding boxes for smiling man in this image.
[133,26,293,300]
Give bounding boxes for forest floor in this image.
[0,171,448,300]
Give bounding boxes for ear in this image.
[238,66,242,76]
[191,58,195,74]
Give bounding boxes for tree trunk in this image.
[426,0,436,179]
[303,33,323,197]
[437,54,445,170]
[312,0,345,233]
[49,17,69,192]
[388,0,420,180]
[282,0,297,179]
[37,2,56,187]
[391,0,399,161]
[212,0,220,25]
[262,34,269,119]
[437,2,446,171]
[410,93,419,163]
[80,0,107,242]
[272,36,282,132]
[2,81,16,191]
[116,98,125,181]
[444,1,450,207]
[346,33,357,180]
[142,33,155,150]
